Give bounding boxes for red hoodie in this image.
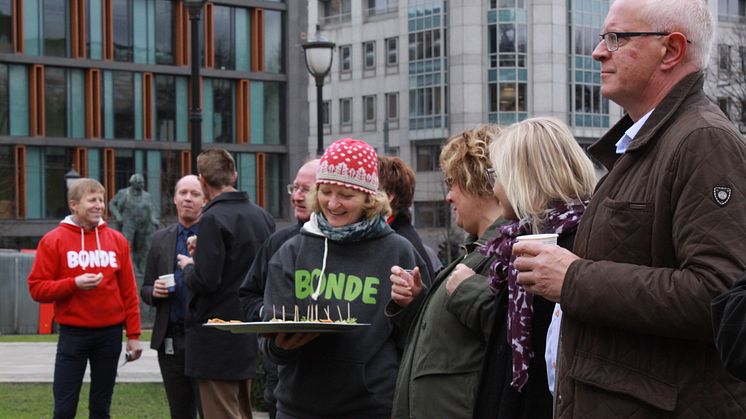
[27,216,141,339]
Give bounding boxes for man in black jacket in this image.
[713,271,746,381]
[142,174,205,419]
[239,158,318,419]
[178,149,274,418]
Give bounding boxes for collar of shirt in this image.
[177,222,199,237]
[616,108,654,154]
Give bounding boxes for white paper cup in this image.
[515,233,559,245]
[159,274,176,293]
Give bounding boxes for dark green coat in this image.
[387,219,503,419]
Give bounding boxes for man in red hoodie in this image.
[27,178,142,419]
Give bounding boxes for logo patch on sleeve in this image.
[713,186,732,207]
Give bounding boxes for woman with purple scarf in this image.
[473,117,597,418]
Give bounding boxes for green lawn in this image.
[0,383,168,418]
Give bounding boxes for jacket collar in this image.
[202,190,248,212]
[462,217,507,254]
[589,71,705,170]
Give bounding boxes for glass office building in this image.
[0,0,307,247]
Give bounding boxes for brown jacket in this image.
[557,72,746,418]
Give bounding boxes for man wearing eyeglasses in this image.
[239,158,319,419]
[511,0,746,417]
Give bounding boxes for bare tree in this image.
[705,23,746,134]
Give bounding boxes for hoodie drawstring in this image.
[311,237,329,301]
[95,226,102,252]
[79,225,103,255]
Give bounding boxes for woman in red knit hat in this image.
[261,138,431,419]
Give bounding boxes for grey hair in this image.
[635,0,714,69]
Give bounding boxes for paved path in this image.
[0,342,269,418]
[0,342,161,383]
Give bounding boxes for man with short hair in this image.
[179,149,274,419]
[239,158,319,419]
[28,178,142,419]
[141,175,205,419]
[513,0,746,417]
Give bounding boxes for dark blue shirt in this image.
[170,223,198,325]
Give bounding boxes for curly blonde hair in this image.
[439,124,501,198]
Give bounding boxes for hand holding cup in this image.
[390,266,423,308]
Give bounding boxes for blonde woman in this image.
[475,117,597,418]
[261,138,431,419]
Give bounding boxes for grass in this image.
[0,383,168,418]
[0,330,268,414]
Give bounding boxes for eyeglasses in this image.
[599,31,670,52]
[484,168,496,186]
[286,184,311,195]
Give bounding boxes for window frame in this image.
[339,97,352,132]
[363,40,376,72]
[385,36,398,66]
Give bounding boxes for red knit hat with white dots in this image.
[317,138,379,195]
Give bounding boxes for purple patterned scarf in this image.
[481,200,586,391]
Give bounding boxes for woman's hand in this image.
[271,332,320,350]
[446,263,475,295]
[390,266,423,308]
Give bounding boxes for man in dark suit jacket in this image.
[141,174,205,419]
[178,149,275,418]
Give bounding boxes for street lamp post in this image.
[302,28,335,156]
[184,0,207,174]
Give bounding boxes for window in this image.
[719,44,732,73]
[45,67,67,137]
[416,142,442,172]
[0,145,13,219]
[363,95,376,122]
[105,71,135,139]
[367,0,398,17]
[741,100,746,125]
[386,37,398,66]
[154,0,175,65]
[264,10,284,74]
[155,75,176,141]
[718,97,730,119]
[410,87,447,128]
[363,41,376,69]
[408,29,444,61]
[339,45,352,73]
[321,0,351,25]
[0,0,11,53]
[43,147,74,218]
[321,100,330,126]
[340,97,352,129]
[43,0,68,57]
[214,5,235,70]
[386,92,399,121]
[363,95,376,131]
[0,64,7,136]
[212,79,234,143]
[719,0,746,18]
[414,201,449,228]
[113,0,133,61]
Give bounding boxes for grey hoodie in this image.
[261,213,431,419]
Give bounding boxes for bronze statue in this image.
[109,174,159,277]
